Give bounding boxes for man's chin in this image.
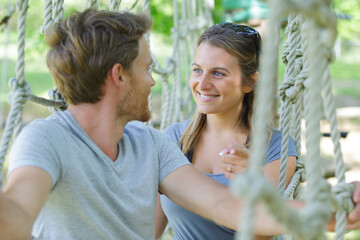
[138,111,151,123]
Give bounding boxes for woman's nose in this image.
[198,75,211,90]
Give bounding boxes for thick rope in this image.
[88,0,98,9]
[151,0,212,129]
[0,2,355,239]
[47,0,67,112]
[321,62,353,239]
[0,0,30,186]
[278,14,306,199]
[40,0,52,34]
[233,1,285,238]
[278,97,291,194]
[109,0,120,11]
[232,0,354,239]
[0,3,12,129]
[52,0,64,24]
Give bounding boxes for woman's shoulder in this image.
[269,127,295,143]
[269,127,282,142]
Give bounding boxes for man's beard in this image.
[116,84,151,123]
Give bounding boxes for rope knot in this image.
[231,173,270,202]
[7,77,31,105]
[48,87,67,112]
[332,182,355,214]
[164,57,176,74]
[296,160,306,182]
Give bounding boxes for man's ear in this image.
[243,72,259,93]
[108,63,126,87]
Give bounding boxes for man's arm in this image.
[348,181,360,230]
[326,181,360,231]
[0,166,52,240]
[159,165,290,236]
[155,194,168,239]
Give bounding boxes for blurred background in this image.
[0,0,359,239]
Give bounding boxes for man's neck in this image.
[68,102,128,161]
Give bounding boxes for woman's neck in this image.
[205,111,241,133]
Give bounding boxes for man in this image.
[0,9,359,240]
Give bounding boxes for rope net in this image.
[0,0,355,239]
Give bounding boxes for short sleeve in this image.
[8,120,63,189]
[163,120,190,145]
[266,130,298,165]
[148,128,190,184]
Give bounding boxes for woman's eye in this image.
[214,71,224,77]
[193,68,202,74]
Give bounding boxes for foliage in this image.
[149,0,173,36]
[212,0,224,23]
[332,0,360,41]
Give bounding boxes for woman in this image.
[155,22,297,239]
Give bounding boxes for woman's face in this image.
[190,42,252,116]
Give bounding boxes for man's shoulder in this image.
[124,121,164,141]
[22,113,63,133]
[18,112,77,145]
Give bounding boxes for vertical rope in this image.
[278,98,291,194]
[109,0,120,11]
[0,2,12,129]
[40,0,53,34]
[321,65,353,239]
[159,0,180,129]
[48,0,66,112]
[302,18,332,239]
[142,0,150,13]
[233,1,285,238]
[0,0,30,186]
[291,93,305,200]
[278,14,305,196]
[88,0,99,9]
[52,0,64,24]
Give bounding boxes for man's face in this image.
[117,36,155,122]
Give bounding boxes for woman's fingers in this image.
[220,144,249,177]
[222,163,247,174]
[219,144,249,158]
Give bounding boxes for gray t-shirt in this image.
[8,110,190,240]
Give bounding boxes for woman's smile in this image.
[198,92,220,102]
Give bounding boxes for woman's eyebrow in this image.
[192,62,230,73]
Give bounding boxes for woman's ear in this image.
[243,72,259,93]
[252,71,260,84]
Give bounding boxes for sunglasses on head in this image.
[215,22,260,63]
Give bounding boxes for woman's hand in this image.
[219,144,249,180]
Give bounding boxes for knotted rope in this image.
[0,1,356,240]
[232,0,354,239]
[0,0,29,185]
